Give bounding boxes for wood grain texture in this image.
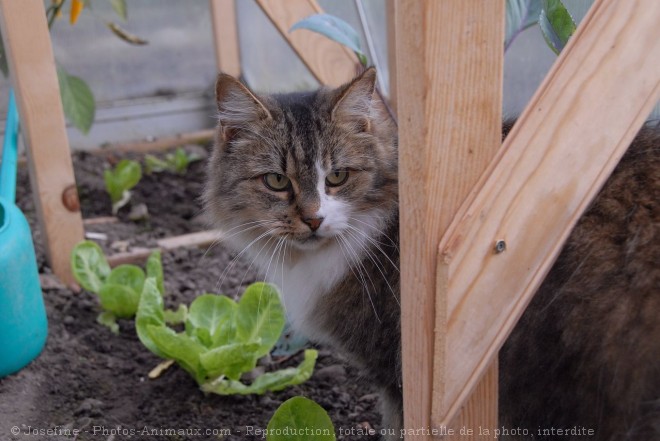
[92,129,214,155]
[209,0,241,77]
[0,0,84,285]
[254,0,359,87]
[396,1,504,438]
[434,0,660,426]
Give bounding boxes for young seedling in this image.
[70,241,181,334]
[136,281,317,394]
[144,147,201,175]
[104,159,142,214]
[266,396,336,441]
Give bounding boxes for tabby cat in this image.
[204,68,659,441]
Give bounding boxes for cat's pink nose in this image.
[303,216,324,232]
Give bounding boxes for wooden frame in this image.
[396,0,660,437]
[0,0,84,285]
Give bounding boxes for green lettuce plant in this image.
[266,396,336,441]
[144,147,202,175]
[70,240,167,333]
[104,159,142,214]
[136,281,317,394]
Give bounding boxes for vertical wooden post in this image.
[0,0,84,285]
[209,0,241,77]
[396,1,504,439]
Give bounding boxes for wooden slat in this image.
[0,0,84,285]
[396,1,504,438]
[209,0,241,77]
[92,129,214,155]
[254,0,358,87]
[107,230,224,267]
[434,0,660,426]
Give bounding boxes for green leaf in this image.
[539,0,577,55]
[505,0,543,51]
[107,264,145,296]
[164,304,188,325]
[98,283,139,318]
[147,325,206,383]
[146,250,165,295]
[236,283,286,357]
[57,66,95,134]
[199,342,260,381]
[266,394,335,441]
[186,294,237,347]
[70,240,111,293]
[109,0,127,21]
[202,349,318,396]
[144,154,168,175]
[290,14,367,66]
[104,159,142,212]
[97,311,119,334]
[136,277,167,357]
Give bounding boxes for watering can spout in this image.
[0,90,19,203]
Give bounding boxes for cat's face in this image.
[204,68,397,254]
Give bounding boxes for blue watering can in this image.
[0,90,48,377]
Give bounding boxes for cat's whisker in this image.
[236,232,281,291]
[201,221,278,261]
[341,227,400,307]
[347,215,399,251]
[344,223,400,275]
[213,228,277,292]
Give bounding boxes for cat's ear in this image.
[215,73,271,142]
[331,67,377,132]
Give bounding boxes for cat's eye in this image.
[263,173,291,191]
[326,170,349,187]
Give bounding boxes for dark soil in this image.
[1,146,382,441]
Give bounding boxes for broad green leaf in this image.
[147,325,206,383]
[236,283,285,357]
[171,147,200,174]
[172,148,189,174]
[201,349,318,396]
[199,342,260,381]
[98,283,139,318]
[57,66,95,134]
[539,0,576,55]
[104,159,142,211]
[505,0,543,51]
[70,240,111,293]
[186,294,237,347]
[97,311,119,334]
[136,278,167,357]
[164,304,188,325]
[107,264,145,296]
[290,14,367,66]
[191,327,213,347]
[109,0,127,21]
[266,394,335,441]
[145,250,165,295]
